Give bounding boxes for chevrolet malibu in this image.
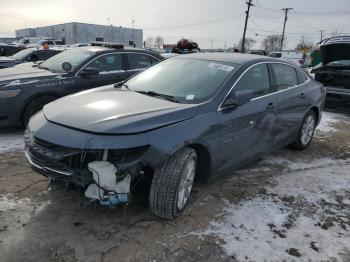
[25,53,326,219]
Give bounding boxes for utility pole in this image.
[319,30,326,42]
[241,0,254,53]
[210,39,214,49]
[280,8,293,51]
[107,18,110,26]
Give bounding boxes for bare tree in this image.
[261,34,285,51]
[154,36,164,49]
[295,35,314,51]
[145,37,154,48]
[237,37,256,51]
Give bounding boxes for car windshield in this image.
[11,48,34,60]
[326,60,350,67]
[126,58,235,103]
[39,49,94,73]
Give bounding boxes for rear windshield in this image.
[127,58,236,103]
[11,49,34,60]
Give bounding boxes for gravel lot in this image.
[0,111,350,262]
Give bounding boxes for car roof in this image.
[173,52,287,65]
[319,35,350,45]
[76,45,157,54]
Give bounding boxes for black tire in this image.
[290,110,316,150]
[149,147,197,220]
[22,95,57,127]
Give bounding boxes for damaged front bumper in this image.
[24,112,169,205]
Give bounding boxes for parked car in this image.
[25,53,325,219]
[249,50,268,56]
[268,51,305,66]
[16,37,64,48]
[68,43,90,48]
[172,39,200,54]
[0,48,61,69]
[0,42,163,128]
[311,36,350,110]
[0,43,25,57]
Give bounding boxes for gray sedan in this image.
[25,53,326,219]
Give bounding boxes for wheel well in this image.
[310,106,319,123]
[21,94,59,122]
[187,143,211,182]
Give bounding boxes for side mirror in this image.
[80,67,99,77]
[234,90,254,106]
[221,90,254,108]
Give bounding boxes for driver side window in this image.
[87,53,123,73]
[234,63,271,98]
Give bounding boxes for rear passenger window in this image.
[271,63,298,90]
[127,54,153,70]
[234,64,271,98]
[296,69,309,84]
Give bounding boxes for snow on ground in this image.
[0,194,33,230]
[196,158,350,260]
[0,131,24,153]
[316,111,347,133]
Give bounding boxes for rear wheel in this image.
[290,110,316,150]
[149,147,197,220]
[22,95,57,127]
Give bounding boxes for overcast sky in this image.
[0,0,349,49]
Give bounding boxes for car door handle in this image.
[266,102,276,111]
[299,93,306,99]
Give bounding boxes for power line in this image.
[241,0,254,53]
[254,4,350,16]
[143,15,243,30]
[0,12,43,24]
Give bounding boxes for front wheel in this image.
[149,147,197,220]
[290,110,316,150]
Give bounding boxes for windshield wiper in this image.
[114,82,131,90]
[39,65,51,71]
[135,90,178,103]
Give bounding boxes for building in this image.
[0,37,18,44]
[15,22,143,47]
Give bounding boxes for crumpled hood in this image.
[0,62,60,86]
[321,43,350,65]
[43,86,199,134]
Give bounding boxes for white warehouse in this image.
[15,22,143,47]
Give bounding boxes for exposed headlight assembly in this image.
[0,89,21,98]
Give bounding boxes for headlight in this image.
[0,89,21,98]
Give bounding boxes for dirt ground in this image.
[1,111,350,262]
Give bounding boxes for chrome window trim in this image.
[75,51,161,77]
[217,61,310,111]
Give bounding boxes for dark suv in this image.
[25,53,325,219]
[311,36,350,111]
[0,48,61,69]
[0,42,163,127]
